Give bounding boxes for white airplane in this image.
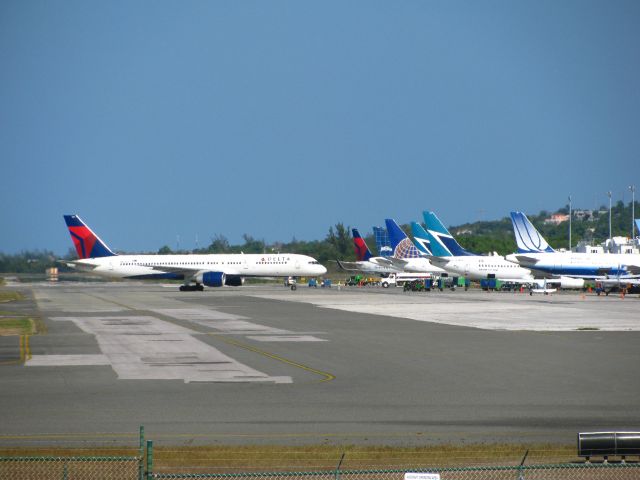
[336,229,401,274]
[506,211,640,279]
[63,215,327,291]
[414,211,584,289]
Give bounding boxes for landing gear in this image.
[179,284,204,292]
[291,284,297,291]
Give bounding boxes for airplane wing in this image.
[60,260,100,271]
[513,255,540,264]
[336,260,361,272]
[424,256,451,267]
[371,257,407,268]
[146,264,241,276]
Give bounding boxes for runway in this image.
[0,282,638,447]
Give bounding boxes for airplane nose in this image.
[318,265,327,274]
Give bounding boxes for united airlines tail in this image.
[384,219,422,259]
[372,227,393,257]
[423,211,476,256]
[509,211,555,253]
[352,228,373,261]
[64,215,117,259]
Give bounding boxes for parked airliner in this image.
[336,229,400,274]
[506,211,640,278]
[415,211,584,289]
[64,215,327,291]
[370,219,445,274]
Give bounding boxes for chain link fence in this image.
[150,464,639,480]
[0,455,142,480]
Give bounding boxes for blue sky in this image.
[2,1,639,255]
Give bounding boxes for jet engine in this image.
[225,275,244,286]
[197,271,226,287]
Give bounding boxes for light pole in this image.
[608,191,612,251]
[568,195,572,251]
[630,185,636,238]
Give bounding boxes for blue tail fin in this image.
[64,215,117,259]
[352,228,373,261]
[384,219,422,258]
[423,211,476,256]
[411,222,451,257]
[372,226,393,257]
[410,222,433,256]
[510,211,555,253]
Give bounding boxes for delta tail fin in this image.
[423,211,476,256]
[384,219,422,259]
[352,228,373,261]
[64,215,116,259]
[510,211,555,253]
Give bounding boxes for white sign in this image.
[404,473,440,480]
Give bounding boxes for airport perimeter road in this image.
[0,282,638,447]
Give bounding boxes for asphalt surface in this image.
[0,282,638,447]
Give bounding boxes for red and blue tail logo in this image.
[352,229,372,261]
[64,215,116,259]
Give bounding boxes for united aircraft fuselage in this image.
[505,252,640,278]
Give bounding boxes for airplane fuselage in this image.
[437,255,534,281]
[505,252,640,278]
[70,253,327,280]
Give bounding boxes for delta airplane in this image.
[414,211,584,289]
[63,215,327,291]
[336,229,400,274]
[369,219,445,274]
[506,211,640,279]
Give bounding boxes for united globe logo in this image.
[394,238,421,258]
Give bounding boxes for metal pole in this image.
[139,426,145,480]
[146,440,153,480]
[608,191,612,251]
[568,195,572,251]
[630,185,636,238]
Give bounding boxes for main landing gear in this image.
[179,284,204,292]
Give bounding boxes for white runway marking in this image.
[153,308,326,340]
[247,335,327,342]
[30,316,291,383]
[27,354,110,366]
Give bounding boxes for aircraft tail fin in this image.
[384,218,422,259]
[410,222,433,256]
[64,215,117,259]
[373,226,393,257]
[423,211,476,256]
[509,211,555,253]
[411,222,451,257]
[352,228,373,261]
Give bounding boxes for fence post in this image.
[146,440,153,480]
[139,426,145,480]
[335,452,345,480]
[517,449,529,480]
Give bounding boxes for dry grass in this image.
[0,444,580,473]
[0,290,23,303]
